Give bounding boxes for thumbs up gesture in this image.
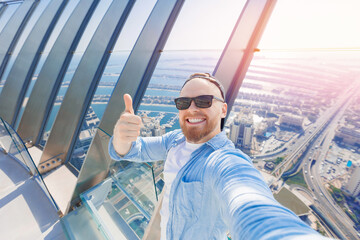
[113,94,143,156]
[124,93,134,114]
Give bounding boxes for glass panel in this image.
[0,3,19,33]
[0,0,50,91]
[227,50,360,239]
[0,118,16,155]
[224,0,360,238]
[80,163,158,240]
[38,0,113,148]
[0,117,60,212]
[1,118,31,172]
[14,0,81,129]
[111,162,158,217]
[68,0,157,171]
[61,205,107,240]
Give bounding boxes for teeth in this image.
[188,118,204,123]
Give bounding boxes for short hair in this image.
[181,73,225,100]
[181,73,226,130]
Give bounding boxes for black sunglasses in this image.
[174,95,224,110]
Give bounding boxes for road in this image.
[306,82,360,239]
[269,80,360,239]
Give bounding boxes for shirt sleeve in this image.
[209,149,332,240]
[108,130,180,163]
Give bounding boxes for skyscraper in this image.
[346,165,360,197]
[229,111,254,150]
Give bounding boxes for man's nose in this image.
[188,100,199,111]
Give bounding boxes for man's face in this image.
[179,78,227,143]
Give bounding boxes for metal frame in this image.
[0,0,38,81]
[0,0,25,5]
[0,0,67,125]
[213,0,277,122]
[0,3,8,18]
[38,0,136,174]
[17,0,100,146]
[71,0,185,206]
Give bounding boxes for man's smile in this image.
[186,117,206,125]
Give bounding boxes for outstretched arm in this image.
[209,150,330,240]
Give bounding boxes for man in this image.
[109,73,330,239]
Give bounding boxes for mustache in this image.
[182,113,207,118]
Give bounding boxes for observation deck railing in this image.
[0,117,60,214]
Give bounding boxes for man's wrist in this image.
[113,138,132,157]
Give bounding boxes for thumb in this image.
[124,94,134,114]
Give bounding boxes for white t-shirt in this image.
[160,141,203,240]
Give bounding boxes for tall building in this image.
[229,112,254,150]
[279,113,304,130]
[229,120,240,143]
[346,165,360,197]
[335,126,360,146]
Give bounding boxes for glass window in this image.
[14,0,81,129]
[67,0,157,171]
[0,0,50,94]
[226,1,360,238]
[0,3,19,33]
[39,0,114,148]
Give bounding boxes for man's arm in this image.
[209,150,331,240]
[109,93,181,162]
[109,130,178,162]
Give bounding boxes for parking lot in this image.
[319,143,360,182]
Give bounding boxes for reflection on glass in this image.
[61,205,107,240]
[80,162,159,240]
[107,182,149,239]
[1,117,32,172]
[0,117,59,212]
[112,161,157,216]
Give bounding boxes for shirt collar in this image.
[204,131,229,150]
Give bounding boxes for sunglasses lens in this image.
[175,98,191,110]
[174,95,214,110]
[194,95,213,108]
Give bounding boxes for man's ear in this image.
[221,102,227,118]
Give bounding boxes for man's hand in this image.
[113,94,143,156]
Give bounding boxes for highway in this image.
[268,80,360,239]
[272,81,357,178]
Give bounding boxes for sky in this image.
[1,0,360,53]
[162,0,360,51]
[258,0,360,50]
